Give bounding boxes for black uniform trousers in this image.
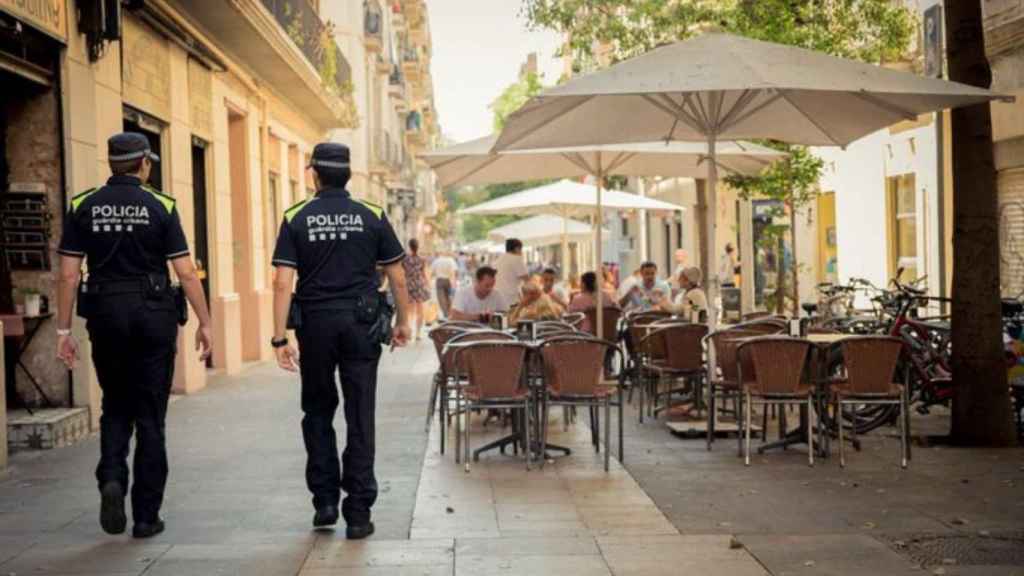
[87,292,178,524]
[296,308,381,525]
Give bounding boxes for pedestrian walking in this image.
[55,132,213,539]
[402,238,431,341]
[270,142,411,538]
[430,251,457,320]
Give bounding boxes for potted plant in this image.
[21,287,41,317]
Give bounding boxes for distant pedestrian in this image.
[719,243,737,288]
[402,238,431,341]
[430,251,457,320]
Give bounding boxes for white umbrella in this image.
[423,135,783,188]
[495,32,1014,340]
[487,215,608,248]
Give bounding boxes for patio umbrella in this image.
[487,215,608,248]
[429,136,785,337]
[494,32,1014,337]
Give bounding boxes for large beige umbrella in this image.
[494,32,1014,339]
[488,215,608,248]
[428,136,785,337]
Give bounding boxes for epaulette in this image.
[284,199,310,223]
[70,188,98,212]
[142,184,176,214]
[355,198,384,219]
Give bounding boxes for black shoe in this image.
[346,521,375,540]
[313,505,339,529]
[99,482,126,535]
[132,518,165,539]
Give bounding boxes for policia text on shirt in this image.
[55,133,214,540]
[271,142,411,539]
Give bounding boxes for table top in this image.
[805,333,848,344]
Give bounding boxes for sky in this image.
[425,0,565,144]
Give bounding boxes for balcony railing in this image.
[261,0,352,92]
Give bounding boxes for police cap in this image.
[108,132,160,163]
[308,142,350,170]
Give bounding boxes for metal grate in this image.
[881,533,1024,567]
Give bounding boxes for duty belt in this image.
[81,276,169,296]
[298,297,361,311]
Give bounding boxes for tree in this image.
[726,144,824,315]
[524,0,915,66]
[491,71,545,131]
[945,1,1016,446]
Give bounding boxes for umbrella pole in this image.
[707,135,719,333]
[562,212,570,282]
[596,169,605,340]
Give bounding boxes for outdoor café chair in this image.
[624,312,672,410]
[828,336,910,469]
[538,335,625,472]
[583,306,623,341]
[703,329,761,452]
[737,337,816,466]
[450,340,532,472]
[436,329,515,460]
[733,318,788,335]
[642,323,709,420]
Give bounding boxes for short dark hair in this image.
[476,266,497,282]
[408,238,419,254]
[314,166,351,188]
[542,267,557,276]
[640,261,657,271]
[581,272,598,293]
[506,238,523,253]
[110,158,144,176]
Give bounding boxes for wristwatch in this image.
[56,328,72,337]
[271,337,289,348]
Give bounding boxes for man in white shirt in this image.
[494,238,530,307]
[430,252,458,319]
[618,261,672,313]
[450,266,508,321]
[540,267,568,309]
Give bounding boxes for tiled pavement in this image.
[0,339,1022,575]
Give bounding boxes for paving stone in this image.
[739,534,923,576]
[0,542,170,575]
[456,554,612,576]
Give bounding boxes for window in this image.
[621,217,629,237]
[887,174,918,281]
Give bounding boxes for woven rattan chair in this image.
[437,330,515,460]
[828,336,909,469]
[583,306,623,340]
[737,337,816,466]
[733,318,787,335]
[624,313,672,413]
[641,323,709,420]
[539,336,624,472]
[427,325,475,433]
[450,340,532,472]
[703,328,759,451]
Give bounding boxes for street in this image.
[0,342,1022,575]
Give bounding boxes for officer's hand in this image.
[391,324,411,349]
[56,334,78,369]
[195,324,213,362]
[276,345,300,372]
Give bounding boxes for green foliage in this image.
[491,71,545,132]
[523,0,915,64]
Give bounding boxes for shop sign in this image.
[0,0,68,42]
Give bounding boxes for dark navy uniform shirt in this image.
[58,175,190,282]
[272,188,405,302]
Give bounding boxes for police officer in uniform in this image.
[55,133,214,538]
[271,142,411,538]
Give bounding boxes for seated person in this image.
[618,261,672,313]
[540,267,569,309]
[569,271,620,333]
[450,266,508,322]
[655,267,708,321]
[509,280,564,324]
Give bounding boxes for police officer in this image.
[271,142,411,538]
[55,133,214,539]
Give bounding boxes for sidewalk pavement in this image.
[0,339,1021,575]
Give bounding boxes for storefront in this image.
[0,1,71,414]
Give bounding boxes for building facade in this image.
[0,1,440,455]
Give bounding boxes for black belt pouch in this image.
[171,285,188,326]
[76,284,96,320]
